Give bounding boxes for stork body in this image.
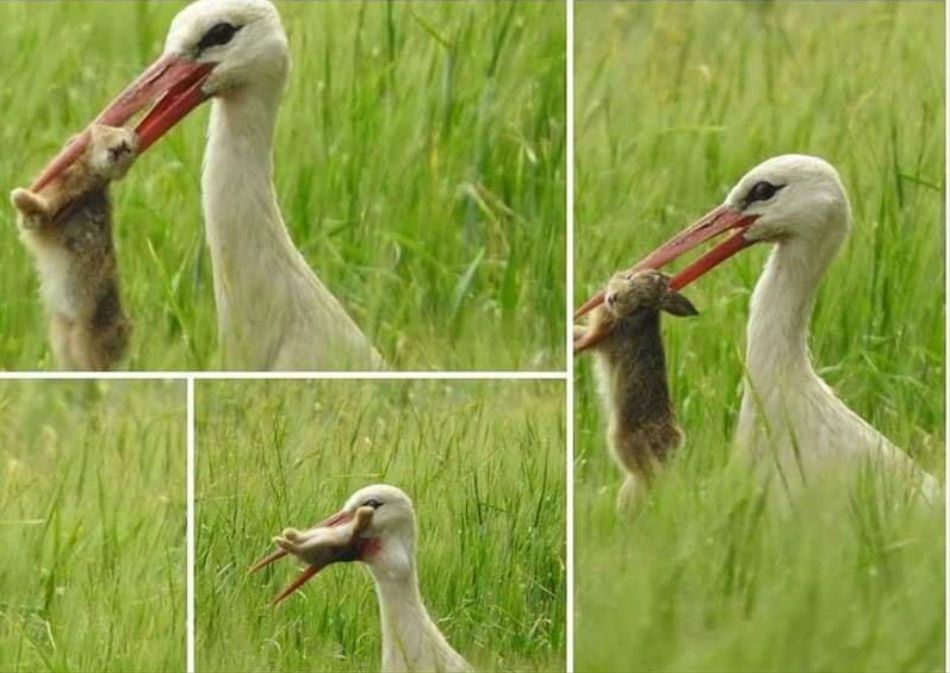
[730,157,937,497]
[348,486,470,673]
[170,0,384,370]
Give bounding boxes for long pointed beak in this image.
[574,205,758,321]
[247,548,288,575]
[247,510,352,575]
[573,318,615,355]
[247,509,354,606]
[31,54,214,192]
[270,565,321,607]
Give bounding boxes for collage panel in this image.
[0,380,186,673]
[195,379,565,672]
[573,2,944,672]
[1,0,565,372]
[0,0,947,672]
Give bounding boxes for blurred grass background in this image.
[574,1,944,671]
[0,380,185,673]
[0,0,565,371]
[195,379,565,672]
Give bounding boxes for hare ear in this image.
[354,506,375,531]
[661,292,699,317]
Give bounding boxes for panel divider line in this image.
[0,371,569,381]
[943,2,949,667]
[0,371,568,381]
[565,0,576,670]
[187,377,196,673]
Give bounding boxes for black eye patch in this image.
[744,180,785,206]
[198,22,241,52]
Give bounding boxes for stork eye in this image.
[198,22,241,52]
[362,498,383,509]
[745,181,784,205]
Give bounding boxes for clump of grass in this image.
[0,380,186,673]
[195,379,565,672]
[0,1,565,371]
[575,2,944,671]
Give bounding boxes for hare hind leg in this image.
[47,314,77,370]
[68,323,112,372]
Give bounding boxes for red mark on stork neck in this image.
[358,537,382,560]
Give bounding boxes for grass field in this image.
[574,2,945,671]
[195,379,565,672]
[0,0,565,371]
[0,380,185,673]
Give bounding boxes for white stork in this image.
[250,484,472,673]
[577,155,939,500]
[31,0,383,371]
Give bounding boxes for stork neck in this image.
[204,83,283,211]
[368,544,448,671]
[745,234,841,387]
[371,564,428,631]
[203,81,295,249]
[201,82,310,364]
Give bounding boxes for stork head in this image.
[165,0,290,98]
[342,484,417,580]
[575,154,852,322]
[725,155,851,246]
[31,0,290,191]
[248,484,416,606]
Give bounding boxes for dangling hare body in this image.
[579,270,698,509]
[11,124,136,370]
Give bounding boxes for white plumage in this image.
[725,155,937,498]
[344,485,472,673]
[165,0,384,370]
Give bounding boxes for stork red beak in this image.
[31,54,214,192]
[575,205,758,321]
[247,509,353,607]
[573,205,758,353]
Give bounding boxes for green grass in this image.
[195,379,565,672]
[574,2,944,671]
[0,0,565,371]
[0,380,185,673]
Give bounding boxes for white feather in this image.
[165,0,384,370]
[344,485,472,673]
[727,155,938,500]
